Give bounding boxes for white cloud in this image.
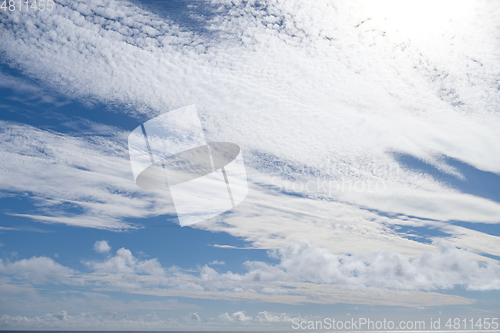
[216,310,292,324]
[183,312,202,322]
[0,278,39,309]
[0,121,174,230]
[0,309,292,330]
[219,311,253,323]
[0,256,78,285]
[0,0,499,278]
[0,311,181,330]
[197,189,498,262]
[87,247,165,277]
[0,72,65,106]
[0,227,18,231]
[241,240,500,291]
[1,241,497,309]
[211,244,250,249]
[256,311,293,323]
[0,287,199,315]
[94,240,111,253]
[187,240,500,292]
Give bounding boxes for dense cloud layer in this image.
[1,241,499,302]
[0,309,292,330]
[1,0,499,247]
[1,0,500,320]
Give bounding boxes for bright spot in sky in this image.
[360,0,474,37]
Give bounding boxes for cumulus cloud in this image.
[186,241,500,292]
[255,311,293,323]
[0,309,293,330]
[183,312,202,322]
[0,256,77,284]
[240,240,500,291]
[94,240,111,253]
[215,310,292,324]
[2,241,498,307]
[88,247,165,276]
[219,311,253,322]
[0,311,181,330]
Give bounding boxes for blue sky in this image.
[1,0,500,330]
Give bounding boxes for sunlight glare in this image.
[360,0,474,37]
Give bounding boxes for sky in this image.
[1,0,500,330]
